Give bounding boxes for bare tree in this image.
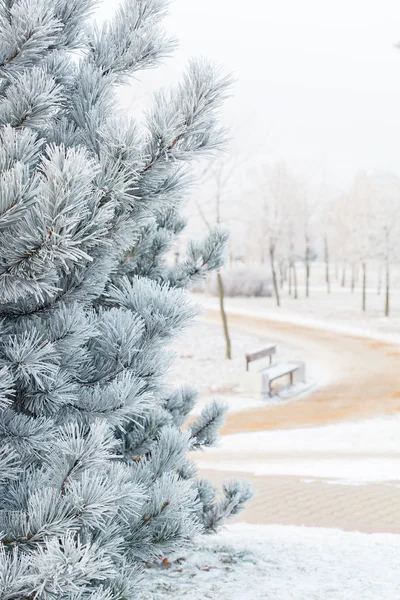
[324,236,331,294]
[329,193,355,295]
[361,261,367,312]
[347,171,376,312]
[377,265,382,295]
[256,162,298,307]
[297,185,318,299]
[371,172,400,317]
[288,242,299,298]
[316,180,336,296]
[289,240,299,299]
[270,243,281,307]
[213,165,232,358]
[192,162,233,359]
[350,264,357,293]
[285,215,300,299]
[341,263,347,288]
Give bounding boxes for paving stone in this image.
[199,469,400,533]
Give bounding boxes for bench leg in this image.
[290,372,293,386]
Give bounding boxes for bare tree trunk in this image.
[288,262,293,296]
[341,262,346,288]
[270,244,280,307]
[324,236,331,294]
[335,262,339,281]
[279,261,285,289]
[385,260,390,318]
[377,265,382,295]
[293,261,298,299]
[351,264,356,293]
[216,271,231,359]
[305,238,310,298]
[362,262,367,312]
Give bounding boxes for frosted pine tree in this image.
[0,1,251,598]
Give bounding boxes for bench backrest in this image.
[246,345,276,370]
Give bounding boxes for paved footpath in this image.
[199,468,400,533]
[198,311,400,533]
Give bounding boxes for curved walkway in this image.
[204,309,400,434]
[198,310,400,533]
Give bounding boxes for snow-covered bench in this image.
[243,345,305,398]
[261,362,304,398]
[245,344,276,371]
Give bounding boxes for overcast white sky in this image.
[100,0,400,190]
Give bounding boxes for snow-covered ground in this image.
[196,417,400,483]
[139,523,400,600]
[170,305,400,484]
[193,256,400,346]
[170,319,270,395]
[208,417,400,455]
[195,285,400,345]
[164,289,400,598]
[169,318,330,416]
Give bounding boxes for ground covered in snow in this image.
[197,417,400,483]
[139,523,400,600]
[163,282,400,598]
[169,318,323,416]
[170,319,268,396]
[196,259,400,343]
[196,282,400,345]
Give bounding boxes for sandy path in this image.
[198,310,400,532]
[203,309,400,434]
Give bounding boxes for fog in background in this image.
[99,0,400,190]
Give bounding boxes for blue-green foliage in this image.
[0,1,251,598]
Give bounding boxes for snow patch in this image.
[197,417,400,482]
[138,523,400,599]
[197,293,400,346]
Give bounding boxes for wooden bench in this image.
[245,344,276,371]
[261,363,302,397]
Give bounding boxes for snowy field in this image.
[197,288,400,345]
[164,287,400,599]
[196,417,400,483]
[195,257,400,345]
[169,317,329,416]
[171,295,400,483]
[139,524,400,600]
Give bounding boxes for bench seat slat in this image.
[261,363,299,382]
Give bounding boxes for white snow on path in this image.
[206,417,400,455]
[139,523,400,600]
[196,418,400,483]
